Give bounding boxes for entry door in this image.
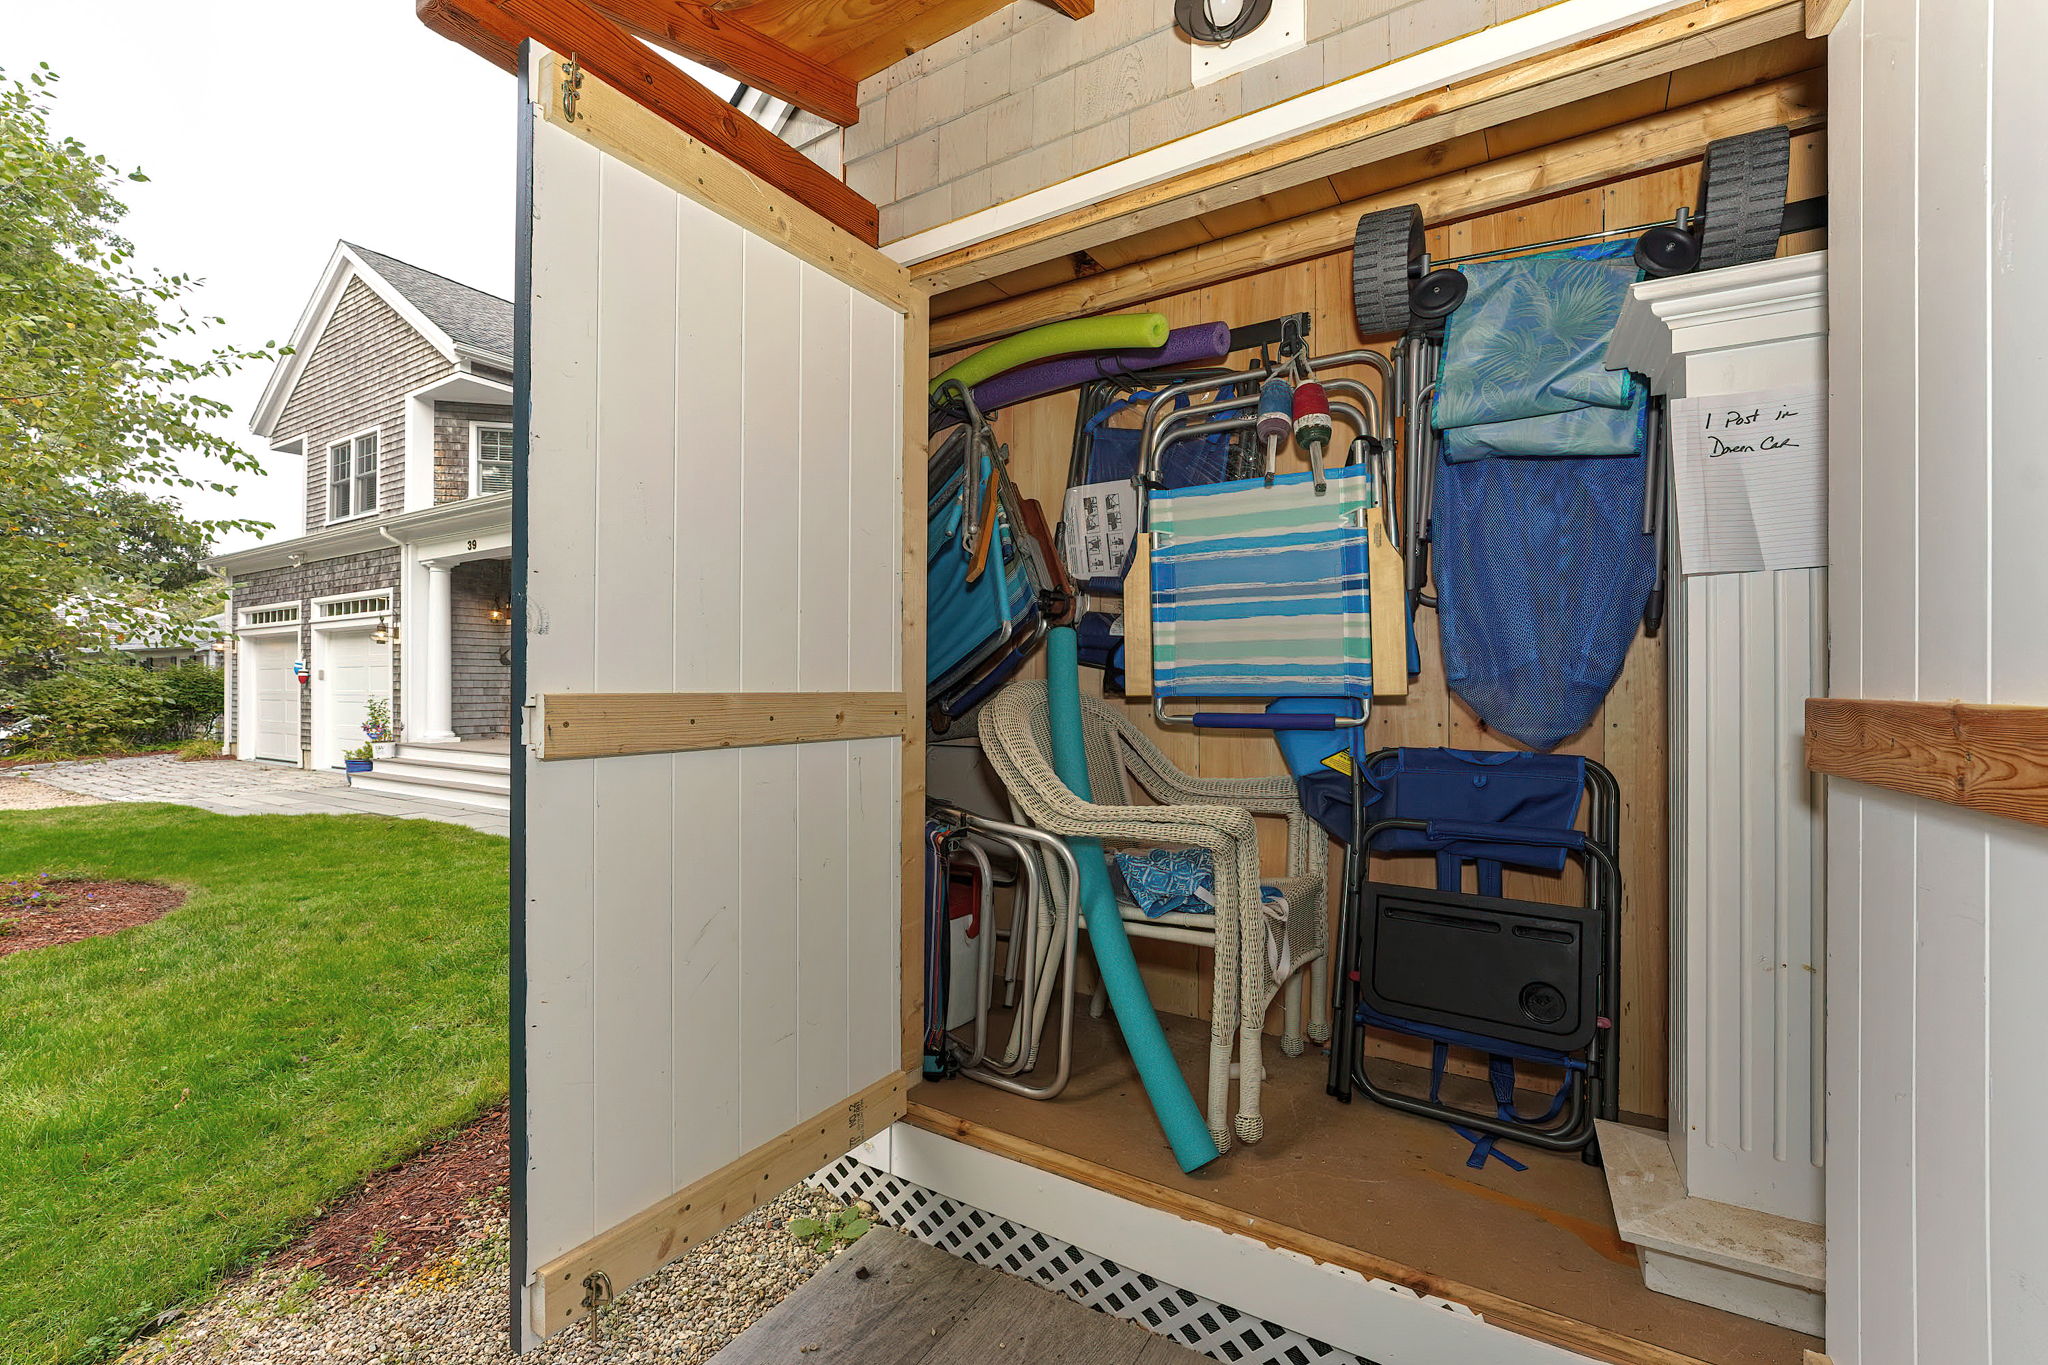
[514,50,924,1347]
[317,630,391,769]
[245,636,299,763]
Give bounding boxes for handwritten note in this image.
[1669,383,1827,575]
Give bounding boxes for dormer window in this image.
[328,430,379,520]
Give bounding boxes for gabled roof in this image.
[249,242,513,439]
[343,243,514,359]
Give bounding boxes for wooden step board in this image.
[708,1227,1203,1365]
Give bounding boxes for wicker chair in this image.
[978,680,1329,1148]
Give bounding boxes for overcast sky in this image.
[6,4,735,554]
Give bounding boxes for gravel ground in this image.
[122,1185,855,1365]
[0,775,105,809]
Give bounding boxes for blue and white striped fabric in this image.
[1150,466,1373,698]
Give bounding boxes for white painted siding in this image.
[1826,2,2048,1360]
[520,111,906,1332]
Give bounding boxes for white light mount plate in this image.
[1190,0,1307,88]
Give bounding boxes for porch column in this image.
[1597,252,1828,1333]
[415,559,457,742]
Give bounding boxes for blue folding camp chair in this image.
[1314,745,1623,1166]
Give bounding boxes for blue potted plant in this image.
[344,741,375,775]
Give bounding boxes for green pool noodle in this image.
[929,314,1171,397]
[1044,626,1221,1173]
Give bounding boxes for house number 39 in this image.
[467,539,478,550]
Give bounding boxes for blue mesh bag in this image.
[1426,239,1655,750]
[1080,387,1240,489]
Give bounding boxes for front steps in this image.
[351,739,510,812]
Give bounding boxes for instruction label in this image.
[1061,480,1136,581]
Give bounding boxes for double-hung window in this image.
[328,431,379,520]
[472,424,513,496]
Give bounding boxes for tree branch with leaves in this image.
[0,64,282,682]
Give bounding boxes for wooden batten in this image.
[905,0,1807,294]
[538,692,909,759]
[533,1072,909,1336]
[1806,698,2048,830]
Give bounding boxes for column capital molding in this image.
[1607,251,1829,395]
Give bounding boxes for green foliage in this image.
[361,696,393,743]
[0,65,279,678]
[10,661,222,758]
[786,1206,872,1254]
[173,737,221,762]
[0,804,509,1363]
[344,741,373,764]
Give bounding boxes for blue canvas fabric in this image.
[927,457,1037,693]
[1425,240,1654,751]
[1432,241,1641,463]
[1110,847,1286,919]
[1081,388,1239,488]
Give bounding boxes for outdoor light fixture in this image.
[487,599,511,625]
[371,616,393,645]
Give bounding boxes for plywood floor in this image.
[910,1007,1819,1365]
[709,1226,1204,1365]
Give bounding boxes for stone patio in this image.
[10,755,508,836]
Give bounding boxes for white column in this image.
[1598,253,1829,1333]
[416,559,457,742]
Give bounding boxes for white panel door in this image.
[316,629,391,769]
[513,50,922,1348]
[245,636,299,764]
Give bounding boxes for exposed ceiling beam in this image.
[1804,0,1849,37]
[1037,0,1094,16]
[418,0,881,244]
[589,0,858,125]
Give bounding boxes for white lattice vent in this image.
[813,1156,1374,1365]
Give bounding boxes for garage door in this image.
[317,629,392,770]
[244,636,299,764]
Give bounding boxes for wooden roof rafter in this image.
[418,0,880,243]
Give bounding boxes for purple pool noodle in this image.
[970,321,1232,412]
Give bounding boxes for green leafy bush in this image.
[12,662,223,758]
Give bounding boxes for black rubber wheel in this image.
[1633,223,1701,277]
[1352,204,1425,337]
[1409,267,1468,320]
[1696,126,1791,272]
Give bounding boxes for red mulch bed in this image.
[276,1105,510,1287]
[0,878,186,958]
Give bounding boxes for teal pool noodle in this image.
[1044,627,1221,1173]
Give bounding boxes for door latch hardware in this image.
[561,56,585,121]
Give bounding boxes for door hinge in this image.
[560,56,584,122]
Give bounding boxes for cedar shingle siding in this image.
[278,278,449,528]
[451,559,513,737]
[434,401,515,503]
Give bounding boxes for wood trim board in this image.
[903,1104,1720,1365]
[1804,0,1849,38]
[1805,698,2048,830]
[537,51,917,311]
[904,0,1806,293]
[900,298,930,1070]
[929,74,1823,350]
[532,1071,910,1336]
[537,691,909,758]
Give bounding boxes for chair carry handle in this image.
[1421,818,1586,851]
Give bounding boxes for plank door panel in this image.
[515,46,922,1346]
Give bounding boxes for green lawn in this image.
[0,804,508,1365]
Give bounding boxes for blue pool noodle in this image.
[1044,627,1221,1173]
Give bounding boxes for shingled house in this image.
[210,243,513,810]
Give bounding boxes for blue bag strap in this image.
[1427,1042,1527,1172]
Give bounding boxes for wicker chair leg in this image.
[1307,953,1332,1044]
[1207,1012,1235,1152]
[1235,1015,1266,1142]
[1281,975,1306,1057]
[1234,1112,1265,1145]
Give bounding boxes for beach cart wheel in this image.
[1352,204,1425,337]
[1696,126,1791,271]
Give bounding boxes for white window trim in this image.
[469,421,513,500]
[236,602,302,629]
[311,591,394,622]
[324,425,384,525]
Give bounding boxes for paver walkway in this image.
[13,755,508,836]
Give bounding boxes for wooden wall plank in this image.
[928,74,1826,351]
[1806,699,2048,830]
[539,691,908,758]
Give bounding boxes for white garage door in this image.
[317,629,391,770]
[244,636,299,764]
